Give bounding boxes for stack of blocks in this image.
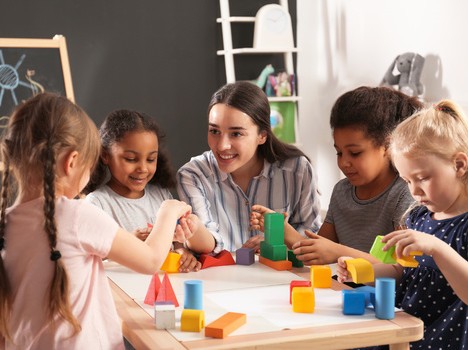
[370,235,422,267]
[181,280,205,332]
[259,212,292,270]
[149,273,179,329]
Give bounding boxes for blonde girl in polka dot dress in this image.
[337,100,468,349]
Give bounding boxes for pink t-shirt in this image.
[1,197,122,350]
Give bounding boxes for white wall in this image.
[296,0,468,210]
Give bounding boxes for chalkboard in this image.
[0,35,74,129]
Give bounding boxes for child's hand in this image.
[382,229,438,258]
[336,257,353,283]
[174,246,201,273]
[174,214,200,243]
[291,231,339,265]
[132,227,150,241]
[160,199,192,219]
[242,234,264,253]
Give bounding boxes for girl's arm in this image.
[336,257,404,284]
[383,229,468,303]
[107,200,191,274]
[292,223,380,265]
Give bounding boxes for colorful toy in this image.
[235,247,255,266]
[199,250,235,269]
[375,278,395,320]
[346,258,374,284]
[310,265,332,288]
[355,285,376,307]
[205,312,247,339]
[154,301,175,329]
[287,250,303,268]
[160,251,181,273]
[370,235,422,267]
[291,286,315,313]
[394,250,423,268]
[259,212,291,270]
[289,280,311,304]
[155,273,179,307]
[184,280,203,310]
[181,309,205,332]
[144,273,162,305]
[342,290,366,315]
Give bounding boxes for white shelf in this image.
[268,96,300,102]
[217,47,298,55]
[216,17,255,23]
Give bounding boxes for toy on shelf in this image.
[253,64,275,90]
[380,52,425,97]
[205,312,247,339]
[259,212,292,271]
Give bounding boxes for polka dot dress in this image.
[398,206,468,349]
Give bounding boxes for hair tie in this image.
[0,237,4,250]
[50,249,62,261]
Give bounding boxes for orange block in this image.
[259,256,292,271]
[310,265,332,288]
[393,251,423,268]
[160,251,181,273]
[205,312,247,338]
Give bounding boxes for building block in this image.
[260,241,287,261]
[154,301,175,329]
[184,280,203,310]
[393,250,423,268]
[355,285,376,307]
[156,273,179,307]
[160,251,181,273]
[199,250,235,269]
[259,255,292,271]
[342,290,366,315]
[289,280,311,304]
[310,265,332,288]
[375,278,395,320]
[287,250,303,268]
[235,247,255,265]
[346,258,374,284]
[292,286,315,313]
[369,235,396,264]
[205,312,247,339]
[264,212,285,245]
[181,309,205,332]
[144,273,161,305]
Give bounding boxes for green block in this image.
[260,241,287,261]
[288,250,303,267]
[264,212,284,245]
[369,235,396,264]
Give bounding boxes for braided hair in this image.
[0,92,100,338]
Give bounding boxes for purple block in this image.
[236,247,255,265]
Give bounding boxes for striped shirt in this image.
[177,151,322,252]
[325,176,414,252]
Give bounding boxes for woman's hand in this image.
[242,234,264,253]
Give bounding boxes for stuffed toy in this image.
[381,52,425,97]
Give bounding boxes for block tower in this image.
[259,212,292,270]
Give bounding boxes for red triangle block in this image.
[156,273,179,307]
[144,273,161,305]
[200,249,236,269]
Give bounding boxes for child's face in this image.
[333,127,390,188]
[393,152,467,217]
[208,103,266,177]
[103,131,158,199]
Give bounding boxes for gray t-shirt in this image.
[324,176,414,252]
[86,184,172,232]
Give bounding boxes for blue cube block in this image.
[355,285,376,307]
[342,290,366,315]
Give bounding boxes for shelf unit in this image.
[216,0,299,143]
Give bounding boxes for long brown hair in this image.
[0,93,100,339]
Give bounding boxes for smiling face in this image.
[393,152,468,218]
[333,127,393,193]
[208,103,267,178]
[103,131,158,199]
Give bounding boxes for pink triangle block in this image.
[199,250,236,269]
[144,273,161,305]
[156,273,179,307]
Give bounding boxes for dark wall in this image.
[0,0,295,172]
